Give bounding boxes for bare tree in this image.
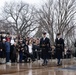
[54,0,76,47]
[35,0,55,44]
[54,0,76,35]
[36,0,76,45]
[2,2,38,36]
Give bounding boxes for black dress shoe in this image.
[32,59,35,63]
[57,64,62,66]
[42,63,45,66]
[60,63,62,65]
[57,62,59,66]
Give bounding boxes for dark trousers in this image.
[42,49,48,65]
[33,52,41,60]
[42,54,48,65]
[30,53,35,61]
[19,52,23,63]
[6,52,10,62]
[27,53,35,62]
[43,59,47,65]
[57,58,60,65]
[57,57,62,65]
[11,54,16,63]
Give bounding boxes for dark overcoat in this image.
[40,37,50,59]
[2,42,6,58]
[10,45,17,62]
[0,41,6,58]
[55,38,64,59]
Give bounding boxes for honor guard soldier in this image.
[55,33,64,66]
[40,32,50,66]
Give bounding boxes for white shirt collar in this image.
[58,38,60,40]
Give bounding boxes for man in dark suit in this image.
[40,32,50,66]
[55,33,64,66]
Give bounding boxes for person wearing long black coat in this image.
[0,39,3,58]
[11,43,17,63]
[55,33,64,66]
[32,42,38,59]
[23,40,29,63]
[2,39,6,58]
[40,32,50,66]
[33,42,41,60]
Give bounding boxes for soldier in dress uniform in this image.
[55,33,64,66]
[40,32,50,66]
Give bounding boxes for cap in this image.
[42,32,46,35]
[57,33,61,36]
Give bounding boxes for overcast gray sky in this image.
[0,0,47,37]
[0,0,46,17]
[0,0,46,8]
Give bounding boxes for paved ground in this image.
[0,59,76,75]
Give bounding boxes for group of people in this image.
[0,32,68,66]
